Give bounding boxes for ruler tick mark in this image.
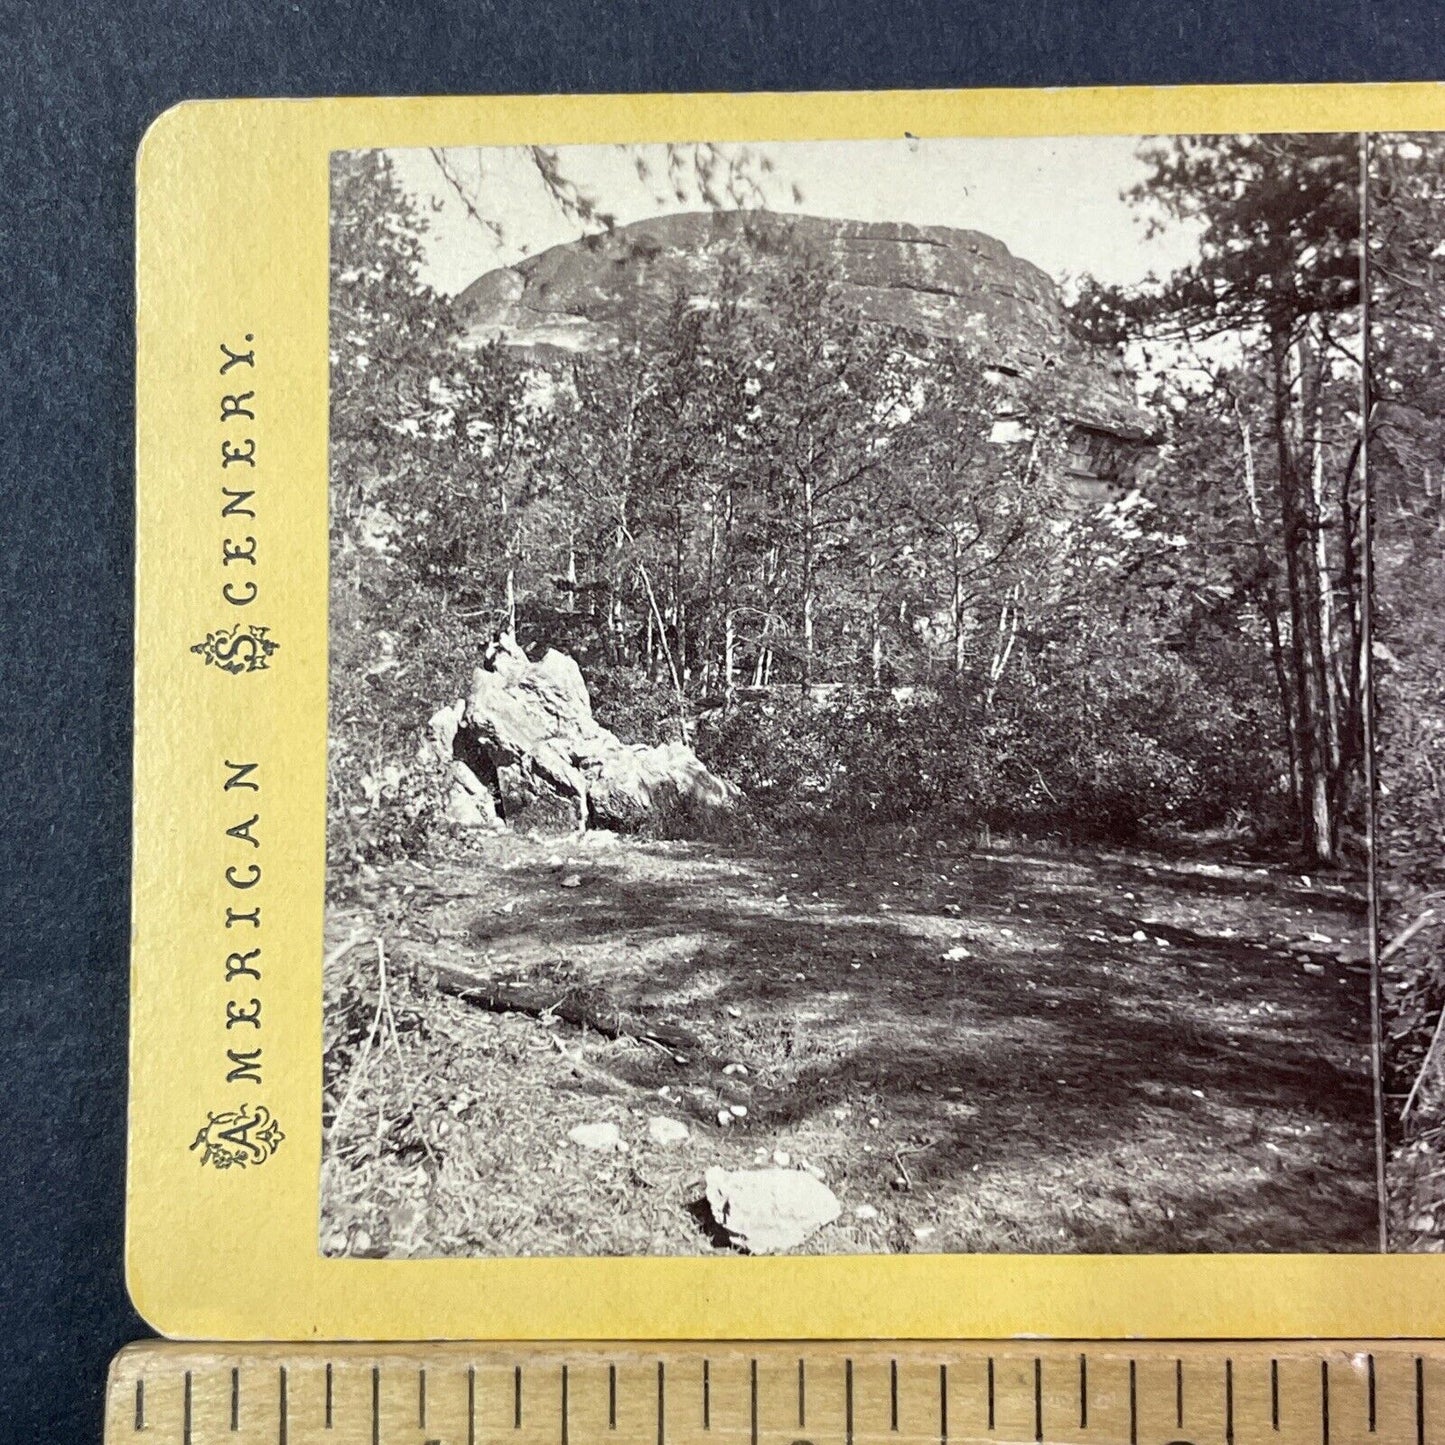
[230,1367,240,1431]
[845,1358,854,1445]
[750,1359,758,1445]
[609,1363,617,1430]
[1034,1358,1043,1442]
[468,1365,477,1445]
[516,1365,524,1429]
[420,1366,428,1429]
[799,1357,807,1429]
[703,1359,710,1431]
[1272,1359,1280,1431]
[1321,1360,1330,1445]
[561,1363,569,1445]
[657,1360,666,1445]
[1176,1358,1184,1429]
[134,1378,144,1432]
[1417,1357,1426,1445]
[184,1371,193,1445]
[1128,1360,1137,1445]
[325,1362,334,1430]
[371,1366,380,1445]
[940,1362,948,1445]
[1368,1354,1377,1433]
[1079,1353,1088,1430]
[987,1358,995,1432]
[890,1360,899,1433]
[1225,1359,1235,1445]
[279,1365,288,1445]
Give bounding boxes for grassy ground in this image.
[321,828,1377,1257]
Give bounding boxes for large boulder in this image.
[426,700,504,829]
[439,638,742,832]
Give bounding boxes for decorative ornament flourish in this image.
[190,1104,285,1169]
[190,624,279,675]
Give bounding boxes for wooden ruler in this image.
[108,1342,1444,1445]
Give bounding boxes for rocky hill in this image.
[454,210,1157,454]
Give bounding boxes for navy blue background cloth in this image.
[4,0,1445,1435]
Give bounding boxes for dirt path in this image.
[321,831,1377,1257]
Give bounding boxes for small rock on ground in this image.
[568,1122,624,1151]
[648,1116,690,1145]
[703,1166,841,1254]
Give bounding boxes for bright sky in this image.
[388,136,1205,299]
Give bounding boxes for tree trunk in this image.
[1335,431,1367,823]
[673,503,688,686]
[984,582,1020,711]
[499,476,517,632]
[606,593,623,665]
[1304,333,1344,780]
[1272,329,1335,863]
[952,533,966,678]
[868,548,883,685]
[1235,401,1304,812]
[636,559,685,718]
[724,609,736,700]
[703,507,720,694]
[801,473,815,685]
[675,594,687,686]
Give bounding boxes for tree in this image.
[329,151,454,559]
[1369,135,1445,886]
[1076,134,1365,863]
[739,263,915,685]
[899,348,1067,686]
[327,151,470,869]
[385,340,553,628]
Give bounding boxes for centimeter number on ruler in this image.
[108,1342,1443,1445]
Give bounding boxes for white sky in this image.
[388,136,1206,298]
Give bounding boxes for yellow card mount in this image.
[132,86,1445,1345]
[108,1341,1439,1445]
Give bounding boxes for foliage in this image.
[1369,137,1445,1248]
[588,666,685,748]
[695,624,1280,848]
[326,140,1335,872]
[1371,134,1445,893]
[1073,133,1366,865]
[327,580,481,884]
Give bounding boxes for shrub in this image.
[983,629,1283,844]
[694,628,1285,848]
[327,575,485,882]
[695,695,844,828]
[588,665,685,747]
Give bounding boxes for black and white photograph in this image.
[321,132,1391,1258]
[1370,134,1445,1253]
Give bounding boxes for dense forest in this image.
[329,136,1372,872]
[1369,134,1445,1245]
